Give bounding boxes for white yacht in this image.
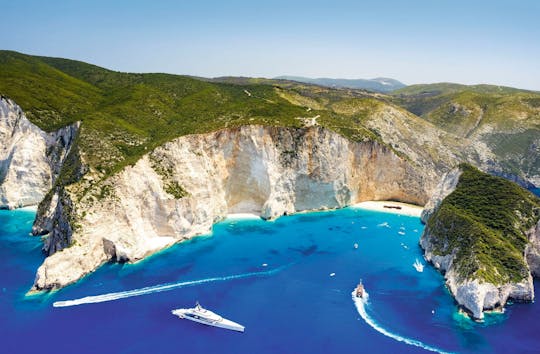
[172,302,245,332]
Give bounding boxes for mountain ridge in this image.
[273,75,406,92]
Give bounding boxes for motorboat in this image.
[172,302,245,332]
[355,280,365,299]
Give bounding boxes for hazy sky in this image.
[1,0,539,90]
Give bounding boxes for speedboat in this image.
[172,302,245,332]
[355,280,365,299]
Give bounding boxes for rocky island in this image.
[1,50,539,320]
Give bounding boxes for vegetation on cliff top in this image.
[0,50,387,183]
[1,50,539,192]
[427,164,540,284]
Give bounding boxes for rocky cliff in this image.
[31,125,432,290]
[0,96,77,209]
[421,164,540,319]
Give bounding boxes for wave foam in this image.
[53,266,285,308]
[352,290,451,354]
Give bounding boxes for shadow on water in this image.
[288,244,318,256]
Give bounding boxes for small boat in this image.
[355,280,365,298]
[353,243,359,249]
[172,302,245,332]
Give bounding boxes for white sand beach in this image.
[225,213,261,220]
[351,201,424,217]
[18,205,38,212]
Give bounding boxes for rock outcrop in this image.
[420,167,462,223]
[445,269,533,320]
[32,125,434,290]
[525,220,540,277]
[0,96,52,209]
[421,165,540,319]
[0,96,78,209]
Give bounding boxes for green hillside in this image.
[0,50,381,180]
[2,50,539,189]
[391,83,540,184]
[426,164,540,284]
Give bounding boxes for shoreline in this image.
[0,205,38,212]
[350,201,423,217]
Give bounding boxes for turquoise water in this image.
[1,206,540,353]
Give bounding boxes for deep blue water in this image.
[2,206,540,354]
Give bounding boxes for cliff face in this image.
[0,96,79,210]
[525,221,540,277]
[420,165,540,319]
[32,125,432,290]
[0,96,52,209]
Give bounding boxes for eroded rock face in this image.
[444,268,534,320]
[32,125,434,290]
[0,97,51,209]
[525,221,540,277]
[0,96,79,210]
[420,167,462,223]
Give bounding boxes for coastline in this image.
[225,201,424,221]
[350,201,423,217]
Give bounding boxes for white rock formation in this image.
[423,250,535,320]
[0,96,79,210]
[33,125,432,290]
[525,220,540,277]
[0,96,52,208]
[420,167,462,223]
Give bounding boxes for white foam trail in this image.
[54,266,285,308]
[352,290,452,354]
[413,258,425,272]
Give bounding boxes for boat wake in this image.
[351,290,451,354]
[413,258,424,272]
[53,266,286,308]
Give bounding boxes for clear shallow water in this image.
[1,206,540,354]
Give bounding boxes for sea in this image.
[1,190,540,354]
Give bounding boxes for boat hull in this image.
[172,309,245,332]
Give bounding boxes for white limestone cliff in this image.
[0,96,52,209]
[0,96,78,210]
[525,220,540,277]
[420,167,462,223]
[33,125,432,290]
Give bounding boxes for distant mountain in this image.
[392,82,535,97]
[273,76,406,92]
